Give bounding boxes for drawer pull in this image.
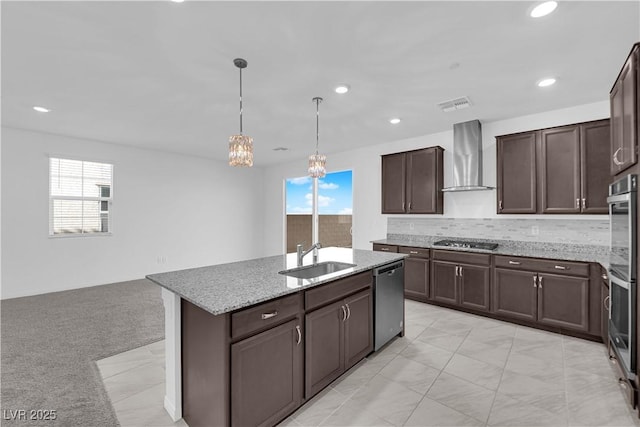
[346,303,351,320]
[381,247,389,251]
[341,305,347,321]
[509,261,521,265]
[409,251,419,254]
[295,325,301,345]
[604,295,610,312]
[554,265,568,270]
[533,275,537,288]
[538,276,543,289]
[261,311,278,320]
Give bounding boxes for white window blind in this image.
[49,158,113,236]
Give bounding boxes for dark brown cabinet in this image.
[372,243,399,253]
[497,132,538,214]
[431,250,491,312]
[305,288,372,398]
[497,119,610,215]
[610,43,639,175]
[492,256,590,333]
[381,147,444,214]
[231,319,303,427]
[399,246,429,302]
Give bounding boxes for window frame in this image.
[48,156,114,238]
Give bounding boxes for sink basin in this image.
[279,261,357,279]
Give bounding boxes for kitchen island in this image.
[147,247,406,427]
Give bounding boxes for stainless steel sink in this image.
[279,261,356,279]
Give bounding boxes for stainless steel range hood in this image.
[441,119,495,192]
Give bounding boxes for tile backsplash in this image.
[387,217,609,247]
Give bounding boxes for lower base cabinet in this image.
[305,288,373,398]
[231,319,303,427]
[404,256,429,301]
[493,256,590,333]
[430,251,491,312]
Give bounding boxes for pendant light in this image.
[229,58,253,167]
[308,97,326,178]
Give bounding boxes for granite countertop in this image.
[372,235,610,268]
[147,247,406,315]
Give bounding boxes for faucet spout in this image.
[297,242,322,267]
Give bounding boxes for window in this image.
[49,157,113,236]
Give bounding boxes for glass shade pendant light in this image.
[308,97,326,178]
[229,58,253,167]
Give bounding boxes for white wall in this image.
[1,127,265,299]
[263,101,610,255]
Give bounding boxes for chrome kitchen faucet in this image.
[297,242,322,267]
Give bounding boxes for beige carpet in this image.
[1,279,164,427]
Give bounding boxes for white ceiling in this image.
[2,1,639,166]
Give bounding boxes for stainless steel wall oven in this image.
[608,174,637,380]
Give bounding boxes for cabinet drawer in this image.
[398,246,430,258]
[305,271,372,311]
[494,255,589,277]
[373,244,398,253]
[231,293,302,339]
[432,250,491,266]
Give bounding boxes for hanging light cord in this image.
[315,97,321,155]
[239,66,243,135]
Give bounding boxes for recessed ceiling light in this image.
[537,77,556,87]
[33,106,51,113]
[530,1,557,18]
[335,84,350,94]
[389,118,401,125]
[171,0,185,3]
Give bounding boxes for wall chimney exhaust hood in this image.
[441,119,495,192]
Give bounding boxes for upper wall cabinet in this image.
[610,43,639,176]
[496,119,611,215]
[381,146,444,214]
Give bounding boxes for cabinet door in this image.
[344,289,373,371]
[406,148,443,214]
[537,273,589,332]
[580,120,611,214]
[231,319,303,427]
[610,50,637,175]
[540,125,581,214]
[404,256,429,302]
[602,279,610,344]
[459,264,491,312]
[431,261,458,305]
[497,132,538,214]
[381,153,406,213]
[492,268,537,321]
[305,301,344,398]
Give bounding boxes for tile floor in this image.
[98,300,640,427]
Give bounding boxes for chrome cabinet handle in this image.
[576,198,580,209]
[499,200,503,211]
[554,265,567,270]
[533,275,538,288]
[341,305,347,321]
[409,250,419,254]
[455,266,460,276]
[261,311,278,320]
[619,378,628,389]
[459,266,463,277]
[538,276,543,289]
[408,202,412,211]
[604,295,610,312]
[613,147,623,166]
[582,198,586,209]
[345,303,351,320]
[295,325,301,345]
[381,247,389,251]
[602,274,609,280]
[402,202,405,211]
[509,260,521,265]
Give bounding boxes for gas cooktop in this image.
[433,240,499,251]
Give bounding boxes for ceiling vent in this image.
[437,96,472,113]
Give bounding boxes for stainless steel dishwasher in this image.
[373,260,405,351]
